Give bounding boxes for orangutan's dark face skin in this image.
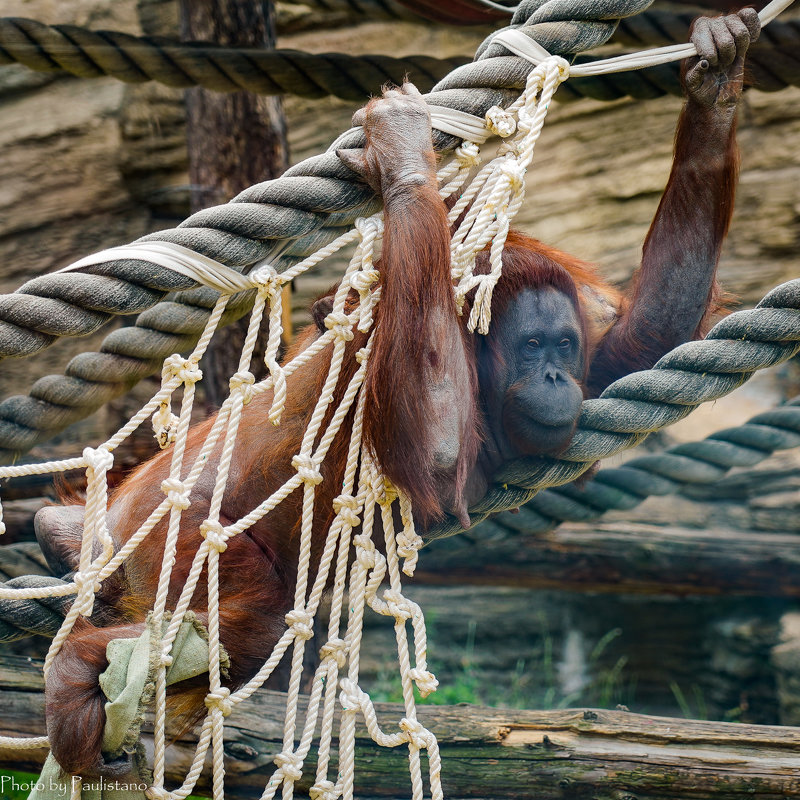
[485,287,585,457]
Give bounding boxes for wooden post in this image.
[180,0,289,408]
[2,655,800,799]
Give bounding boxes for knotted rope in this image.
[0,4,798,795]
[425,279,800,538]
[1,0,793,464]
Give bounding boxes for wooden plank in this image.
[2,655,800,798]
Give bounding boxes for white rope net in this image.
[0,1,791,786]
[0,52,567,800]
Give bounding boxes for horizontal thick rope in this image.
[3,11,800,102]
[487,394,800,537]
[4,388,800,638]
[423,279,800,538]
[0,17,469,101]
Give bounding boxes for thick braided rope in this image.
[0,18,469,102]
[0,0,653,462]
[490,395,800,536]
[423,279,800,539]
[4,12,799,102]
[0,213,444,798]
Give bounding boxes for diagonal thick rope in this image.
[0,0,658,361]
[2,12,800,102]
[1,0,795,464]
[424,278,800,538]
[0,12,797,797]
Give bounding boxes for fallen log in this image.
[2,655,800,799]
[417,520,800,597]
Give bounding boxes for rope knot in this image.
[161,478,190,511]
[159,653,174,668]
[205,686,232,717]
[292,454,323,486]
[72,571,100,616]
[354,216,383,240]
[338,678,366,713]
[309,780,340,800]
[355,347,370,364]
[73,570,100,595]
[383,589,412,621]
[349,269,379,295]
[285,608,314,640]
[409,668,439,697]
[455,141,481,167]
[485,105,517,138]
[319,637,348,669]
[324,311,354,342]
[200,519,228,553]
[152,402,179,449]
[499,159,526,192]
[400,717,432,750]
[82,446,113,473]
[396,528,424,576]
[163,354,202,384]
[251,264,283,296]
[145,786,169,800]
[333,493,361,528]
[274,750,304,782]
[352,534,376,569]
[229,370,256,405]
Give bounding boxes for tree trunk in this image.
[180,0,289,408]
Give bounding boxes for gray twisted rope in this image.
[425,279,800,539]
[0,544,70,640]
[489,395,800,537]
[0,17,469,102]
[2,13,800,104]
[0,0,655,462]
[0,576,72,641]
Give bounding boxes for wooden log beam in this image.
[417,520,800,597]
[2,655,800,799]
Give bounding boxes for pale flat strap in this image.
[58,241,258,295]
[429,106,493,143]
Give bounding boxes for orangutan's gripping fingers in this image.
[709,16,738,69]
[685,11,759,108]
[691,17,718,67]
[737,7,761,43]
[727,13,753,60]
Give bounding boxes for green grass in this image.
[1,769,44,800]
[369,617,637,711]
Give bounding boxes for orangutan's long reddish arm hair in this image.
[363,178,462,522]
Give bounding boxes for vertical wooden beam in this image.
[180,0,289,408]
